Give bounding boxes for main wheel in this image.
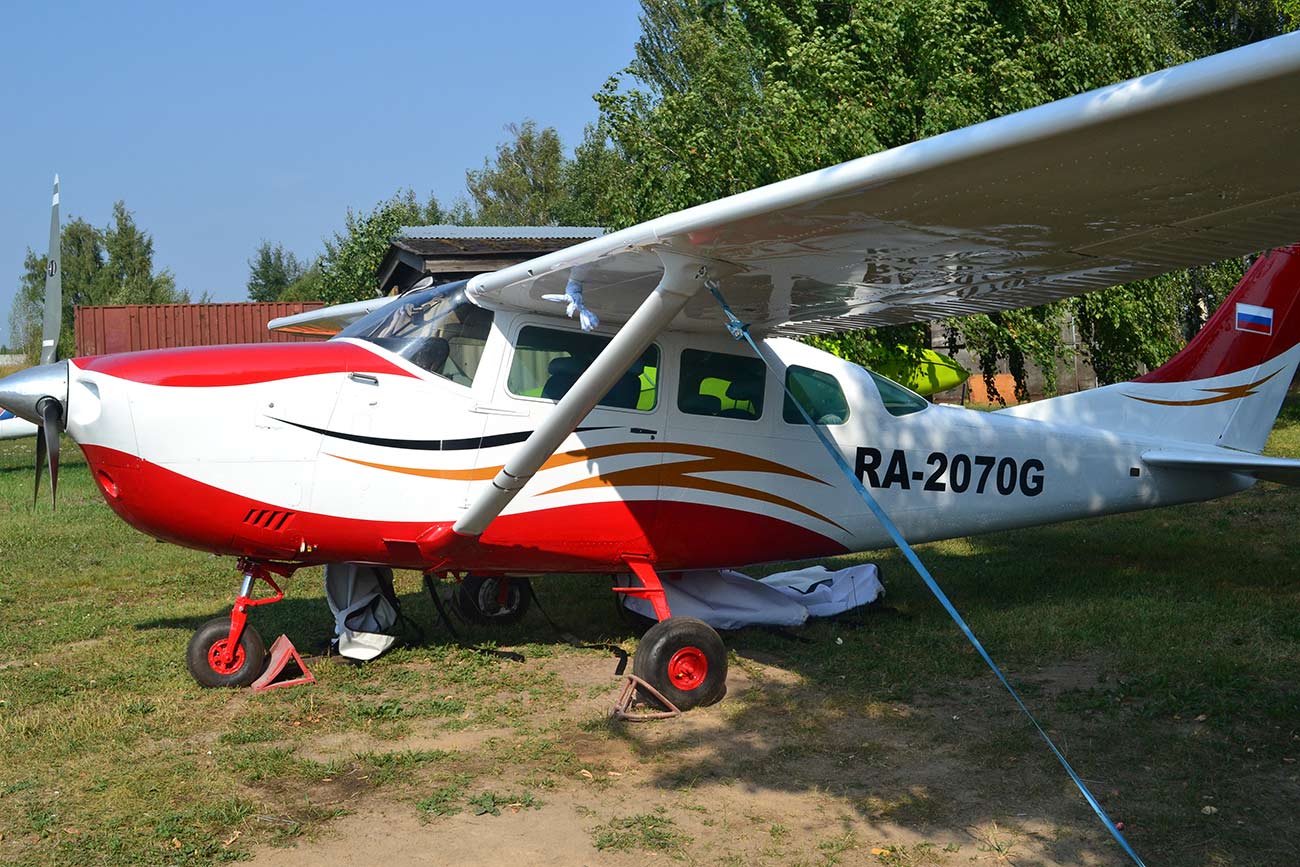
[632,617,728,711]
[186,617,267,688]
[453,575,531,626]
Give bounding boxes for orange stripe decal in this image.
[328,454,500,481]
[329,441,842,531]
[1123,368,1280,407]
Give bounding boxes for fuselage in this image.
[59,307,1247,574]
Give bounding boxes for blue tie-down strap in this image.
[705,281,1146,867]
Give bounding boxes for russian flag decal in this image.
[1236,302,1274,335]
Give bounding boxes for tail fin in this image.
[1137,246,1300,386]
[1004,245,1300,452]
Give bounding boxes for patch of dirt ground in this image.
[242,648,1131,866]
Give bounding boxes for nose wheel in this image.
[632,617,728,711]
[187,617,267,688]
[185,558,296,689]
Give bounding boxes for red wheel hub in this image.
[667,646,708,691]
[208,639,245,675]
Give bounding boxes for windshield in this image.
[867,370,929,416]
[336,281,494,386]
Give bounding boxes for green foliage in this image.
[465,120,581,226]
[246,241,305,302]
[804,323,930,377]
[276,264,325,302]
[316,190,455,304]
[8,202,185,362]
[1071,258,1250,384]
[1177,0,1298,52]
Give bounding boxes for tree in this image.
[316,190,455,304]
[465,121,577,226]
[277,264,325,302]
[8,203,184,362]
[100,201,179,305]
[246,241,306,302]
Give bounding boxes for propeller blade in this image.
[41,175,62,366]
[33,425,45,506]
[35,397,62,507]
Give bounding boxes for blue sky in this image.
[0,1,643,333]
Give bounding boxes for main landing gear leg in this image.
[616,557,728,711]
[186,558,296,688]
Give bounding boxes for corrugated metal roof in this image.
[398,225,605,240]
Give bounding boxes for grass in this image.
[592,808,691,854]
[0,394,1299,864]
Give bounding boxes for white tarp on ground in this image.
[620,564,884,630]
[760,563,885,618]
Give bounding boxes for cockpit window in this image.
[336,282,493,386]
[507,325,658,410]
[867,370,929,416]
[783,366,849,425]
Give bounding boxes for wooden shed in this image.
[376,225,605,294]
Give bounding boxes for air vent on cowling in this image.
[242,508,295,531]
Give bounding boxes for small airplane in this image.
[3,34,1300,722]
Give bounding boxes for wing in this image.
[468,33,1300,335]
[1142,448,1300,486]
[267,297,392,338]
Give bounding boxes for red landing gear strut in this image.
[613,557,728,716]
[186,559,298,689]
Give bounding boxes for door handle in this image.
[349,373,379,385]
[631,427,657,435]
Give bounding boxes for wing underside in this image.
[467,34,1300,335]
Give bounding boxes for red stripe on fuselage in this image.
[74,341,416,387]
[78,444,847,572]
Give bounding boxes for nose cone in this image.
[0,361,69,425]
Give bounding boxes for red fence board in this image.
[74,302,326,357]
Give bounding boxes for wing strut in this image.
[448,252,712,539]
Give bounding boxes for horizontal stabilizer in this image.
[1142,448,1300,486]
[267,297,391,337]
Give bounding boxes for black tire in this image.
[632,617,728,711]
[186,616,267,688]
[453,575,531,626]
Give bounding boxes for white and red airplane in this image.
[3,35,1300,716]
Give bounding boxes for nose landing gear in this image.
[186,559,297,688]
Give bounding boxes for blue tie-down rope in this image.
[706,281,1145,867]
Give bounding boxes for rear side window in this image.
[868,371,929,416]
[783,366,849,425]
[678,349,766,420]
[507,325,658,410]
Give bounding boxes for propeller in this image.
[0,175,66,507]
[32,175,64,507]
